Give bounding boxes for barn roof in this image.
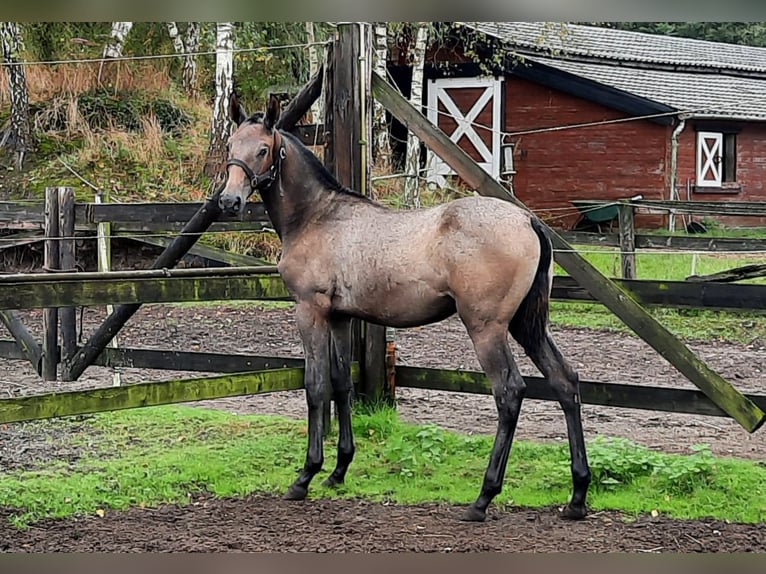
[455,22,766,121]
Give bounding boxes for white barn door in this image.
[425,76,503,186]
[696,131,723,187]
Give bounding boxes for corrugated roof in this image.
[461,22,766,74]
[455,22,766,121]
[528,55,766,121]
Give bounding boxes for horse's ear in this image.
[264,94,281,131]
[229,92,248,126]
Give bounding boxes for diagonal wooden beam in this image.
[0,310,42,374]
[371,71,765,433]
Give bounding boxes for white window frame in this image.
[696,131,723,187]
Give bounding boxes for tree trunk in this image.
[205,22,235,180]
[304,22,323,125]
[103,22,133,59]
[99,21,132,86]
[372,22,391,167]
[167,22,199,96]
[166,22,185,55]
[183,22,200,96]
[0,22,32,169]
[402,24,428,208]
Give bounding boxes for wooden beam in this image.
[559,231,766,253]
[125,234,273,267]
[0,368,302,425]
[95,347,304,372]
[0,312,42,373]
[396,366,766,419]
[635,233,766,252]
[0,273,291,310]
[0,364,361,425]
[618,203,636,279]
[275,62,324,132]
[77,201,268,225]
[631,199,766,217]
[552,276,766,311]
[42,187,60,381]
[58,187,78,370]
[686,263,766,283]
[371,71,766,433]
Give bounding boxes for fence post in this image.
[95,191,122,387]
[58,186,77,379]
[329,23,389,405]
[618,202,637,280]
[41,187,60,380]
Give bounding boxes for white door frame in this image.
[425,76,503,186]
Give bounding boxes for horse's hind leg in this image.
[323,317,356,488]
[521,332,591,519]
[285,302,331,501]
[461,323,526,522]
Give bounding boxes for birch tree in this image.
[98,21,132,84]
[102,22,133,59]
[304,21,323,124]
[372,22,391,166]
[0,22,32,169]
[402,23,428,208]
[183,22,200,96]
[205,22,235,179]
[166,22,200,96]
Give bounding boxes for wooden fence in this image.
[0,23,764,435]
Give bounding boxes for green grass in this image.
[548,245,766,343]
[1,405,764,528]
[555,245,765,283]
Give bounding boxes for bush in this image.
[34,88,191,135]
[587,436,715,494]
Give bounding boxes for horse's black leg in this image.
[285,303,331,501]
[461,326,526,522]
[323,317,355,488]
[525,334,591,519]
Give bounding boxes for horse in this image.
[218,93,591,523]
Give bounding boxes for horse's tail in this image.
[509,216,552,355]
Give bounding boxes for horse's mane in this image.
[246,113,373,203]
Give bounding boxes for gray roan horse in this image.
[218,94,591,522]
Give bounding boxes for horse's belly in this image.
[333,280,456,328]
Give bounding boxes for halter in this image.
[225,129,286,199]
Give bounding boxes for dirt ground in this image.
[1,303,765,552]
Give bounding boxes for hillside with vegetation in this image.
[0,22,343,261]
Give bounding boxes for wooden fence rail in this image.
[0,267,764,312]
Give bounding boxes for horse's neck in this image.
[266,150,335,242]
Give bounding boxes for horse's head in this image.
[219,93,286,215]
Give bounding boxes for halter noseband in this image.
[225,130,286,197]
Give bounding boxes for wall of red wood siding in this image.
[505,76,670,229]
[675,123,766,227]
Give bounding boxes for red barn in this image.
[388,22,766,229]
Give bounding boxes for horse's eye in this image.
[258,148,268,157]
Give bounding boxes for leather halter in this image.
[225,129,286,199]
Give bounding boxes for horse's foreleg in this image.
[461,326,526,522]
[526,334,591,519]
[323,317,355,488]
[285,304,331,501]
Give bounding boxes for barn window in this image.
[695,130,737,189]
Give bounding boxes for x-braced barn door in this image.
[425,76,503,187]
[696,131,723,187]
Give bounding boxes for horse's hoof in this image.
[560,503,587,520]
[322,474,343,488]
[459,505,487,522]
[284,484,308,501]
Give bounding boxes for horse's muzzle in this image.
[218,191,243,214]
